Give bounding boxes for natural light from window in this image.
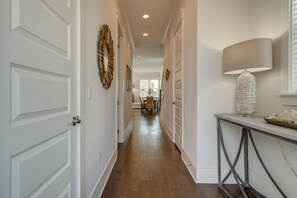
[140,79,159,98]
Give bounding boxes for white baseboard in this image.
[89,148,117,198]
[182,149,197,182]
[160,117,173,141]
[118,119,133,143]
[125,119,133,140]
[160,119,197,183]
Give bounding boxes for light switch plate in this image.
[88,86,92,99]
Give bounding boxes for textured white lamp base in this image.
[235,71,256,116]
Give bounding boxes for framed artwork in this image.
[126,65,132,91]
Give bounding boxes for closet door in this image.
[173,21,183,152]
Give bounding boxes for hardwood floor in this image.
[101,110,254,198]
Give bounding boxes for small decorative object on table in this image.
[265,109,297,130]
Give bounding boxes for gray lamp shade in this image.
[222,38,273,74]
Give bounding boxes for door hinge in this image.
[117,101,119,105]
[117,129,119,134]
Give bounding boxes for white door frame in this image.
[79,0,85,196]
[116,16,125,143]
[172,11,184,151]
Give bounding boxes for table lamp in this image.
[222,38,273,116]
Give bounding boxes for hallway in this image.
[102,110,231,198]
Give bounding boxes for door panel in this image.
[0,0,79,197]
[11,132,71,198]
[173,22,183,152]
[12,0,70,57]
[11,64,70,126]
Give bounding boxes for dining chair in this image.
[146,96,154,111]
[139,96,146,112]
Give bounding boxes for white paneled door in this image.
[173,21,183,152]
[0,0,80,197]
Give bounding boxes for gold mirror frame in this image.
[98,24,114,89]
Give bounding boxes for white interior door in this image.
[173,21,183,152]
[0,0,80,197]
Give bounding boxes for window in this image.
[289,0,297,93]
[140,79,159,97]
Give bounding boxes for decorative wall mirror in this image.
[98,24,114,89]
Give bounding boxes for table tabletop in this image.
[215,113,297,142]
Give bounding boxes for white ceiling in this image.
[118,0,179,73]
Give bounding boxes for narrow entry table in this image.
[216,113,297,198]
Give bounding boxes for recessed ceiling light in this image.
[143,33,148,37]
[137,55,141,58]
[136,62,139,64]
[142,15,150,19]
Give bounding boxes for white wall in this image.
[252,0,289,116]
[161,0,198,180]
[83,0,131,197]
[249,0,297,197]
[160,33,174,139]
[161,0,252,183]
[178,0,199,179]
[153,0,297,196]
[197,0,251,183]
[197,0,297,196]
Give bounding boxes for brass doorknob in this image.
[72,116,81,126]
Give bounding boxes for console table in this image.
[216,114,297,198]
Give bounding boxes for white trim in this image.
[126,118,133,139]
[115,14,119,153]
[79,0,85,196]
[89,148,117,198]
[172,10,184,150]
[118,118,133,143]
[115,14,119,148]
[124,15,135,49]
[181,149,197,182]
[281,94,297,107]
[161,15,172,44]
[281,93,297,96]
[116,27,125,143]
[181,10,184,151]
[160,117,173,141]
[161,0,181,43]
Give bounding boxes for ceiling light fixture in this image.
[142,14,149,19]
[137,55,141,58]
[143,33,148,37]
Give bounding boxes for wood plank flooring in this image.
[101,110,254,198]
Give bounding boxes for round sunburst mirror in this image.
[98,24,114,89]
